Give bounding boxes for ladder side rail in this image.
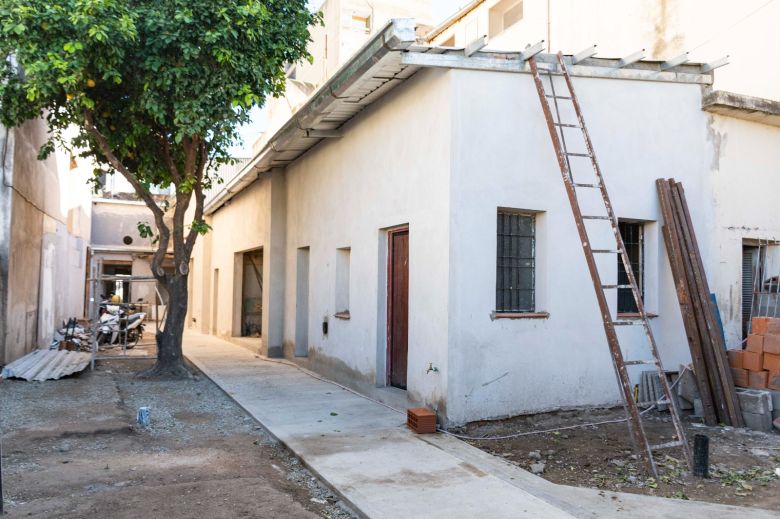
[528,56,657,476]
[556,54,693,467]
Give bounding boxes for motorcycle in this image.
[96,297,147,348]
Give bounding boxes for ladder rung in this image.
[582,215,610,220]
[592,249,620,254]
[565,152,592,157]
[601,284,632,289]
[650,440,684,451]
[613,320,641,326]
[553,122,580,128]
[545,94,571,99]
[573,182,601,188]
[624,359,657,366]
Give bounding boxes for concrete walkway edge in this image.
[183,332,777,519]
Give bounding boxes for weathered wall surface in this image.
[191,176,272,339]
[707,115,780,347]
[1,119,91,364]
[89,199,170,314]
[431,0,780,101]
[445,68,715,424]
[91,199,157,248]
[281,69,452,413]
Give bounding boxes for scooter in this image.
[96,297,146,348]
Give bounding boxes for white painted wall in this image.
[191,53,780,426]
[707,115,780,347]
[445,68,716,424]
[430,0,780,101]
[206,176,272,338]
[281,69,452,410]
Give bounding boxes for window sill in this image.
[617,312,658,319]
[334,311,351,320]
[491,311,550,320]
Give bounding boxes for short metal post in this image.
[693,434,709,478]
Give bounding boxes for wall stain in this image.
[652,0,684,58]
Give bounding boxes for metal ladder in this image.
[528,52,692,477]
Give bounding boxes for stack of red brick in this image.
[728,317,780,390]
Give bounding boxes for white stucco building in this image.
[186,19,780,426]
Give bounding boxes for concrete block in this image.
[768,389,780,420]
[736,388,773,415]
[743,351,764,371]
[742,411,773,433]
[677,367,700,403]
[693,398,703,418]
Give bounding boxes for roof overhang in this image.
[702,90,780,128]
[204,18,716,215]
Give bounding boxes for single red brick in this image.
[753,316,780,335]
[752,317,769,335]
[763,334,780,355]
[748,370,769,389]
[731,367,749,388]
[763,353,780,372]
[727,349,745,369]
[743,351,764,371]
[768,371,780,391]
[746,334,764,353]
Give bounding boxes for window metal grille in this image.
[496,210,535,312]
[617,221,644,313]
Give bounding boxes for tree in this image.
[0,0,319,376]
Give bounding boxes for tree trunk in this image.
[138,273,192,378]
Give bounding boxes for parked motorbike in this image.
[96,296,147,348]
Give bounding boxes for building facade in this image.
[185,20,780,425]
[0,120,92,364]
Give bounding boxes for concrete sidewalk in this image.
[183,332,776,519]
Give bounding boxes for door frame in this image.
[385,225,409,388]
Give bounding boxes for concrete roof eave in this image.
[204,18,419,215]
[203,17,717,216]
[702,90,780,128]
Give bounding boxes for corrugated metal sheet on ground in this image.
[1,349,91,381]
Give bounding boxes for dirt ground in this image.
[0,359,356,519]
[452,407,780,510]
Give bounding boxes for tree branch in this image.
[185,141,208,255]
[83,111,171,280]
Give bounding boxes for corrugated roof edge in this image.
[702,89,780,128]
[204,19,418,214]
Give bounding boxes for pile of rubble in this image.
[50,317,93,352]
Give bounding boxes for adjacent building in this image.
[0,120,92,364]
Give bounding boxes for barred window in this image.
[617,221,644,314]
[496,210,535,312]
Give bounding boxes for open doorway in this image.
[102,263,132,302]
[241,249,263,337]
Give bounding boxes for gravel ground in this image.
[0,359,357,518]
[451,407,780,510]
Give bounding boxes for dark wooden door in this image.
[388,228,409,389]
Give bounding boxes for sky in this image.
[230,1,464,156]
